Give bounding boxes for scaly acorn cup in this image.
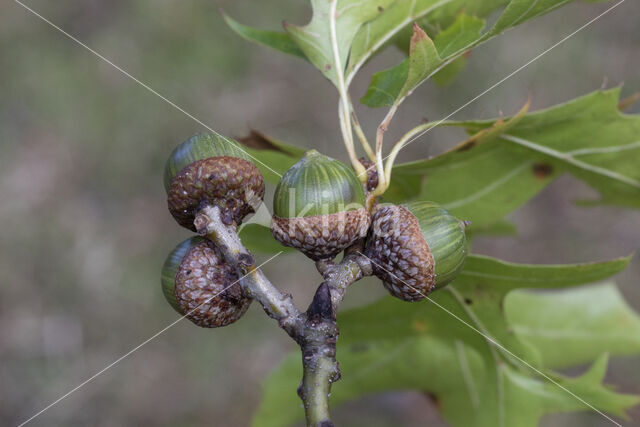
[271,150,371,260]
[165,133,265,231]
[161,236,251,328]
[364,201,467,301]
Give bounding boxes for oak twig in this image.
[195,205,372,426]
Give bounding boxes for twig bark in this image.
[195,205,372,426]
[195,205,303,337]
[299,282,340,426]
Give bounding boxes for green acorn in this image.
[161,237,251,328]
[364,201,467,301]
[271,150,370,260]
[165,133,265,231]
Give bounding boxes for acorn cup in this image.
[364,201,467,302]
[165,133,265,231]
[271,150,371,261]
[161,237,252,328]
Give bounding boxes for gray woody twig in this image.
[195,204,372,427]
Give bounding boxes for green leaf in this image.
[255,255,638,427]
[362,0,576,107]
[433,12,485,58]
[382,171,423,203]
[238,223,293,255]
[347,0,452,81]
[390,102,543,227]
[460,88,640,208]
[446,255,632,374]
[237,129,307,158]
[400,24,443,100]
[505,284,640,369]
[406,138,554,228]
[499,356,639,423]
[359,59,411,107]
[347,0,508,83]
[285,0,396,86]
[459,254,631,289]
[487,0,577,39]
[255,336,488,427]
[362,14,484,107]
[432,53,469,87]
[361,17,486,111]
[466,220,517,237]
[223,13,307,59]
[390,89,640,227]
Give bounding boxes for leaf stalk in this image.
[328,0,367,182]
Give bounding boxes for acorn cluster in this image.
[161,134,265,327]
[268,149,468,301]
[161,135,468,324]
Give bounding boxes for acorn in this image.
[271,150,370,260]
[161,236,251,327]
[364,201,467,301]
[165,133,265,231]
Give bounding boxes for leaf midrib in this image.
[501,134,640,189]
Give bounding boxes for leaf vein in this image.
[502,134,640,188]
[443,162,532,210]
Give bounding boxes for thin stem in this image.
[317,247,372,311]
[376,105,397,153]
[329,0,367,180]
[349,98,376,161]
[195,205,303,337]
[370,104,398,196]
[384,121,441,184]
[338,102,365,179]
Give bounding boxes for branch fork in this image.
[195,204,372,426]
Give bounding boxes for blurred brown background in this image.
[1,0,639,426]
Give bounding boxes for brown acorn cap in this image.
[364,204,435,301]
[167,156,265,231]
[271,208,370,261]
[358,157,379,193]
[174,239,251,327]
